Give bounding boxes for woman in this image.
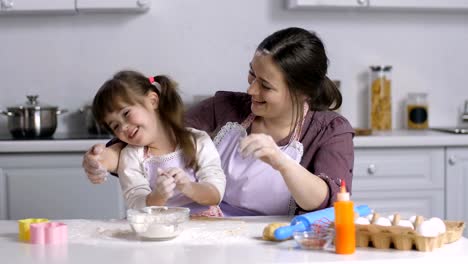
[83,27,354,216]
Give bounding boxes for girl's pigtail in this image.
[154,75,198,171]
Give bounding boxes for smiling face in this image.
[104,92,160,147]
[247,52,295,123]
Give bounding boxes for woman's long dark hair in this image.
[257,27,342,132]
[92,70,198,171]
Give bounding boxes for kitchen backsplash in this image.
[1,0,467,134]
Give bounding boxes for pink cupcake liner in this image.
[30,222,67,244]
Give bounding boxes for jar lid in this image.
[7,95,57,111]
[370,65,392,71]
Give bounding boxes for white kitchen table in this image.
[0,216,467,264]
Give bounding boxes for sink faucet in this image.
[463,100,468,122]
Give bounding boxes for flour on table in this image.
[63,219,253,246]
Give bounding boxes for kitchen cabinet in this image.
[446,147,468,237]
[287,0,468,10]
[0,153,125,220]
[76,0,151,13]
[370,0,468,9]
[0,0,76,14]
[0,169,7,220]
[353,147,445,218]
[287,0,369,9]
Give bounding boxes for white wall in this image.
[1,0,467,136]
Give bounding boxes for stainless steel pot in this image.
[1,95,68,138]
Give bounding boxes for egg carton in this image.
[355,220,465,252]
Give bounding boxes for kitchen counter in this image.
[1,130,468,153]
[354,129,468,148]
[0,132,111,153]
[0,217,467,264]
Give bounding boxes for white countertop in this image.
[0,139,110,153]
[354,129,468,148]
[1,130,468,153]
[0,217,467,264]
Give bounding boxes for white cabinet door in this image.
[370,0,468,9]
[446,147,468,237]
[0,169,7,220]
[0,0,75,14]
[0,153,125,220]
[287,0,369,9]
[354,148,445,191]
[354,147,445,219]
[287,0,468,10]
[353,190,445,219]
[76,0,151,12]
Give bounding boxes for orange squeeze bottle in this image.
[334,179,356,254]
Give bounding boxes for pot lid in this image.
[7,95,58,110]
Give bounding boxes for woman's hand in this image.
[82,143,123,184]
[163,167,193,196]
[238,133,290,172]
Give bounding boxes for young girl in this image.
[92,70,225,217]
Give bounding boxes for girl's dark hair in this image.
[257,27,342,129]
[92,70,198,170]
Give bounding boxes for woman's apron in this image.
[213,113,305,216]
[142,149,222,216]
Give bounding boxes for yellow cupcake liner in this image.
[18,218,49,242]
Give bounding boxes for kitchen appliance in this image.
[462,100,468,122]
[1,95,67,139]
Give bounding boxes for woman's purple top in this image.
[184,91,355,213]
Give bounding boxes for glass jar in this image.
[407,93,428,129]
[369,65,392,131]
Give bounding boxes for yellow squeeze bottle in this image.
[334,179,356,254]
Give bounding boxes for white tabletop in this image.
[0,217,467,264]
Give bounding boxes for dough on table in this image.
[262,222,289,241]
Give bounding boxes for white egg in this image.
[374,217,392,227]
[409,215,417,224]
[397,220,414,230]
[429,217,446,234]
[416,220,439,237]
[387,215,394,222]
[366,213,374,221]
[355,217,370,225]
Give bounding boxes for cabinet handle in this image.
[357,0,369,6]
[1,0,13,9]
[448,156,457,165]
[367,164,376,175]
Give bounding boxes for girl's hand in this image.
[238,133,290,171]
[163,167,193,195]
[151,169,176,201]
[82,142,123,184]
[82,144,109,184]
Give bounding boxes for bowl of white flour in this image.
[127,206,190,240]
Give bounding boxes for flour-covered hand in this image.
[82,144,108,184]
[164,167,193,195]
[152,169,176,201]
[238,133,290,171]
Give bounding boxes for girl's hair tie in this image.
[148,76,161,92]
